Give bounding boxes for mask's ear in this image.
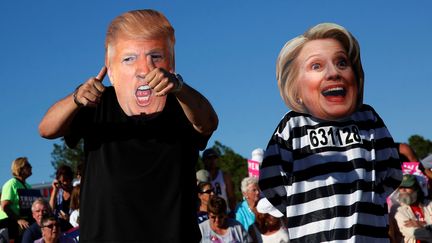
[107,67,115,86]
[105,52,114,86]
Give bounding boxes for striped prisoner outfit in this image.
[259,104,402,243]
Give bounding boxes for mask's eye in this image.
[150,53,163,62]
[337,58,349,69]
[311,63,321,70]
[122,56,136,64]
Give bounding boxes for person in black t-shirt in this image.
[39,9,218,242]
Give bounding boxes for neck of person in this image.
[14,176,26,183]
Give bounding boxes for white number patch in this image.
[307,125,362,149]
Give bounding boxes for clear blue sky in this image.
[1,1,431,185]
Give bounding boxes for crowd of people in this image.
[0,159,79,243]
[1,8,431,243]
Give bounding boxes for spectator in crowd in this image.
[248,197,289,243]
[199,196,248,243]
[202,148,236,213]
[22,198,51,243]
[68,185,80,228]
[38,9,218,242]
[388,142,420,243]
[419,154,432,199]
[258,22,402,242]
[34,214,74,243]
[197,182,215,224]
[235,176,260,231]
[395,174,432,242]
[0,157,34,242]
[49,165,73,232]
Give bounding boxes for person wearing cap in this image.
[248,197,289,243]
[38,9,218,242]
[202,148,236,213]
[395,174,432,243]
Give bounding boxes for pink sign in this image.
[248,159,260,178]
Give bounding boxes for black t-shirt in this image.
[66,87,208,242]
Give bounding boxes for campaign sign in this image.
[248,159,260,178]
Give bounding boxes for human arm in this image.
[394,206,426,242]
[145,56,218,135]
[38,67,107,139]
[48,180,59,211]
[223,172,237,213]
[1,200,29,229]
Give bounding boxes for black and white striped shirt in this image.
[259,104,402,243]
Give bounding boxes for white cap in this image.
[251,148,264,164]
[256,197,283,218]
[196,169,210,183]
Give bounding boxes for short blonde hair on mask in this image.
[11,157,29,177]
[105,9,175,62]
[276,23,364,113]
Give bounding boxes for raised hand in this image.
[74,66,107,107]
[145,55,182,96]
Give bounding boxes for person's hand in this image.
[59,210,69,221]
[145,55,182,96]
[52,179,60,190]
[74,66,107,107]
[404,219,426,228]
[17,219,29,229]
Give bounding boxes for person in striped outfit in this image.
[258,22,402,243]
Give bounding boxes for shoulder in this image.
[2,178,20,190]
[198,219,210,230]
[227,218,246,230]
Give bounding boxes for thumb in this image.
[96,66,107,82]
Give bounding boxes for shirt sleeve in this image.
[258,118,292,216]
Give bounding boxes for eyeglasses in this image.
[41,223,60,229]
[200,188,214,194]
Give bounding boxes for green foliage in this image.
[199,141,249,201]
[51,138,84,177]
[408,135,432,160]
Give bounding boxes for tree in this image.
[197,141,249,201]
[408,135,432,160]
[51,138,84,177]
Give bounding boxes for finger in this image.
[95,66,107,82]
[93,80,105,93]
[147,55,156,71]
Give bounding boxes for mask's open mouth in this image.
[321,86,346,97]
[136,85,152,106]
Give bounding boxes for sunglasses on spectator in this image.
[41,223,60,229]
[200,188,214,194]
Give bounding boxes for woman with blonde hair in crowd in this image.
[0,157,34,242]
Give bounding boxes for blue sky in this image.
[1,1,431,185]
